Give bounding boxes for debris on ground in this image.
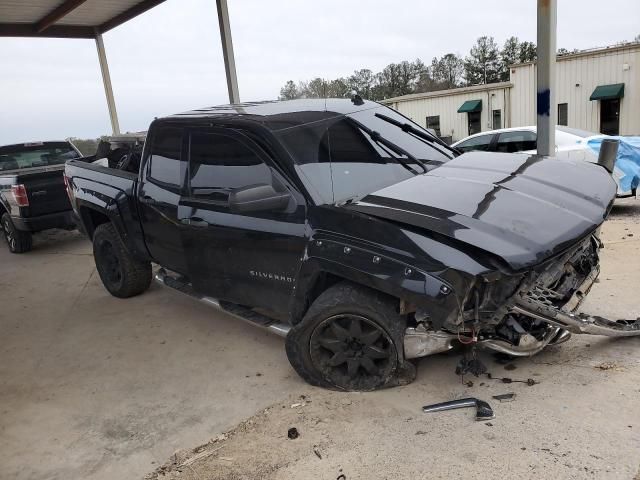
[596,361,625,371]
[486,373,537,386]
[455,353,487,377]
[422,398,494,421]
[287,427,299,439]
[492,393,516,402]
[313,446,322,459]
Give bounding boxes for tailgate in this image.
[16,166,70,217]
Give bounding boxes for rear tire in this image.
[93,222,151,298]
[285,282,415,391]
[1,213,32,253]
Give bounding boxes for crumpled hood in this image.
[346,152,616,270]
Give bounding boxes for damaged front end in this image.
[405,233,640,360]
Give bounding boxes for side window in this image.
[496,131,537,153]
[188,132,272,203]
[558,103,568,126]
[456,134,492,153]
[425,116,441,136]
[147,126,185,188]
[492,109,502,130]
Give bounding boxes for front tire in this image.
[93,223,151,298]
[1,213,32,253]
[285,282,415,391]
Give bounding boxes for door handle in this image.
[181,217,209,228]
[141,195,157,205]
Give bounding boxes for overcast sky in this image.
[0,0,638,144]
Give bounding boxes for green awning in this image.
[458,99,482,113]
[589,83,624,101]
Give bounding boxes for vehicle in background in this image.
[65,99,639,391]
[0,141,81,253]
[452,126,639,198]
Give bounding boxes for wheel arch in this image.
[288,251,459,326]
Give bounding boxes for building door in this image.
[468,111,481,135]
[600,99,620,135]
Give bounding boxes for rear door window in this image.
[147,126,185,189]
[495,131,537,153]
[456,134,493,153]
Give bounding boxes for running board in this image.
[154,268,291,338]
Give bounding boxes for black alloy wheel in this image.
[309,314,396,389]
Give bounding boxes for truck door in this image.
[178,128,307,314]
[138,125,189,274]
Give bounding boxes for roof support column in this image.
[216,0,240,104]
[536,0,556,156]
[95,31,120,135]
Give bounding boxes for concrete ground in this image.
[1,199,639,480]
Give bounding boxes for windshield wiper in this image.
[347,117,427,174]
[374,113,461,157]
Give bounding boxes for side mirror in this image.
[229,183,291,213]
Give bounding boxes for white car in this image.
[452,126,637,197]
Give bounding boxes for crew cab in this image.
[1,141,80,253]
[65,99,640,391]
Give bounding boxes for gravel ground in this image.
[146,198,640,480]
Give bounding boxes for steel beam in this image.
[536,0,557,156]
[95,32,120,135]
[35,0,88,33]
[216,0,240,104]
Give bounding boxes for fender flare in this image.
[288,238,460,325]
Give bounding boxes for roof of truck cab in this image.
[165,98,382,131]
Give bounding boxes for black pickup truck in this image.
[1,141,80,253]
[65,99,640,391]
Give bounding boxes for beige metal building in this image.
[384,43,640,143]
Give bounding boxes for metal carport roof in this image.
[0,0,166,38]
[0,0,240,135]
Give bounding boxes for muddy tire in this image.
[1,213,32,253]
[285,282,415,391]
[93,222,151,298]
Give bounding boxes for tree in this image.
[500,36,520,81]
[279,80,301,100]
[464,36,501,85]
[299,77,326,98]
[635,33,640,42]
[348,69,375,99]
[69,138,99,156]
[518,41,537,63]
[431,53,464,89]
[373,60,425,99]
[325,78,351,98]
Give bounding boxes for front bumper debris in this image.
[514,273,640,337]
[423,398,495,421]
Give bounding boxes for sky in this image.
[0,0,638,144]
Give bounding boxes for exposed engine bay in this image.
[404,232,639,360]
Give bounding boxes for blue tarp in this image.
[587,137,640,193]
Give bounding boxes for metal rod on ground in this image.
[94,31,120,135]
[536,0,557,156]
[216,0,240,104]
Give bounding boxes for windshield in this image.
[275,106,454,204]
[0,142,80,171]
